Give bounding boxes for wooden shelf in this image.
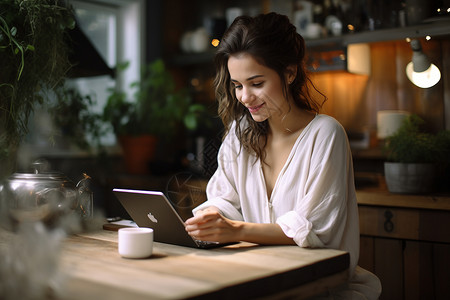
[306,17,450,49]
[170,17,450,68]
[356,189,450,211]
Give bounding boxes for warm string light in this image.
[436,7,450,13]
[211,39,220,47]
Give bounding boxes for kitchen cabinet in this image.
[356,191,450,300]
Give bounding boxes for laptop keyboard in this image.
[195,240,220,247]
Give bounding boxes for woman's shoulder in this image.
[303,114,350,154]
[310,114,346,134]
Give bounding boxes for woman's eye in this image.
[232,82,262,90]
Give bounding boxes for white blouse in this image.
[193,114,381,299]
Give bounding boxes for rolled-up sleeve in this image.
[277,211,324,247]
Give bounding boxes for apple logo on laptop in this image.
[147,212,158,223]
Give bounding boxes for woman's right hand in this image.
[185,207,243,243]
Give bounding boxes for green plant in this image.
[384,114,450,164]
[103,59,206,138]
[50,87,105,151]
[0,0,74,164]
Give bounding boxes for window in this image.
[69,0,144,146]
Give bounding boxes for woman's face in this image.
[228,53,290,123]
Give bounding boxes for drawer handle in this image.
[384,210,394,233]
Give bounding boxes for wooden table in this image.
[56,229,349,300]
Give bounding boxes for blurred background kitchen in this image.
[1,0,447,216]
[6,0,447,213]
[1,1,450,299]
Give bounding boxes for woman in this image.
[185,13,381,299]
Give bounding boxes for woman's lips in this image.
[248,103,265,113]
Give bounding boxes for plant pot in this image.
[384,162,436,194]
[118,135,157,175]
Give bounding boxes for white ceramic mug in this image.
[118,227,154,258]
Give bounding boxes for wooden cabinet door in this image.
[359,236,403,300]
[404,241,450,300]
[359,206,450,300]
[359,236,375,273]
[375,238,404,300]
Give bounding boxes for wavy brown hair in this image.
[214,12,326,160]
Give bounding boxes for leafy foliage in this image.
[384,114,450,164]
[103,59,206,138]
[50,88,105,151]
[0,0,75,159]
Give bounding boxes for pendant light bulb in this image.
[405,40,441,89]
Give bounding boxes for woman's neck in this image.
[268,105,315,138]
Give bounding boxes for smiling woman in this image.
[228,53,299,124]
[185,12,382,300]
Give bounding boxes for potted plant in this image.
[103,59,206,174]
[50,87,105,151]
[0,0,75,178]
[383,114,450,194]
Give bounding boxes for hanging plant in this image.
[49,87,105,151]
[0,0,75,175]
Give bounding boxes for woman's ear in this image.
[285,65,297,84]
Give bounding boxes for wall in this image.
[310,37,449,137]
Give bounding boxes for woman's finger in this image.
[186,210,221,225]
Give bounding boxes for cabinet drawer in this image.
[359,206,450,243]
[359,206,420,240]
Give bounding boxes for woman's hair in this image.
[214,12,326,160]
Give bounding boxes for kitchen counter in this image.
[356,189,450,211]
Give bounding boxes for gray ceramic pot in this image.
[384,162,436,194]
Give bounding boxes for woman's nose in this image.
[240,87,254,104]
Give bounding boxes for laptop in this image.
[113,188,230,249]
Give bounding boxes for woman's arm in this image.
[185,209,296,245]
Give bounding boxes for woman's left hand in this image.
[185,209,242,243]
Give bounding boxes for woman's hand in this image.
[186,207,296,245]
[185,208,242,243]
